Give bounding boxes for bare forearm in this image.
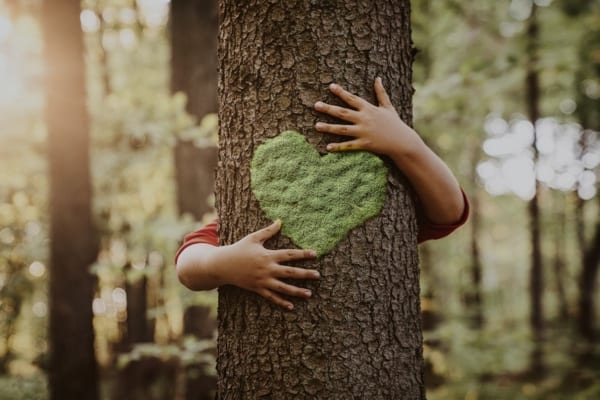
[389,130,464,225]
[175,221,320,309]
[176,243,224,290]
[313,79,465,225]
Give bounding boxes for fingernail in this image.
[314,101,324,108]
[326,144,333,151]
[287,304,294,310]
[304,290,312,297]
[313,271,321,278]
[309,250,317,257]
[274,219,282,226]
[329,83,338,89]
[315,122,324,129]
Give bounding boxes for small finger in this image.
[329,83,369,109]
[314,122,358,136]
[252,220,281,243]
[259,288,294,310]
[277,265,321,280]
[326,139,364,152]
[270,249,317,262]
[374,77,393,108]
[314,102,359,122]
[268,279,312,299]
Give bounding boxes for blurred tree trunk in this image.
[170,1,219,399]
[466,146,484,328]
[170,0,218,220]
[575,27,600,342]
[182,305,217,400]
[579,212,600,341]
[552,195,569,320]
[124,263,153,344]
[525,3,545,376]
[216,1,424,398]
[42,1,99,399]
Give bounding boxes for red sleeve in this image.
[417,189,470,243]
[174,218,219,263]
[175,189,469,262]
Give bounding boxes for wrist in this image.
[204,245,231,287]
[388,129,427,165]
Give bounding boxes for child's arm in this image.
[176,220,320,310]
[314,78,466,225]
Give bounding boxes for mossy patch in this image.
[250,130,388,256]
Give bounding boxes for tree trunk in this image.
[466,146,484,328]
[525,3,544,375]
[125,265,153,344]
[216,1,423,399]
[575,26,600,343]
[170,0,219,220]
[552,194,569,320]
[42,1,99,399]
[578,199,600,341]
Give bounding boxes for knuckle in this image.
[283,267,295,278]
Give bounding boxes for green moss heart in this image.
[250,130,388,256]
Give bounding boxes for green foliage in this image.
[116,338,215,373]
[0,376,46,400]
[251,131,387,256]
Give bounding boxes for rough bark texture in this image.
[216,1,423,398]
[42,1,99,399]
[171,0,219,219]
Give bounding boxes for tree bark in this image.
[216,1,423,398]
[42,0,99,399]
[170,0,219,220]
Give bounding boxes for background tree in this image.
[216,1,424,398]
[41,0,99,398]
[171,0,218,221]
[170,1,219,398]
[524,3,544,375]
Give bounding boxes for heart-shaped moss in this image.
[250,130,388,256]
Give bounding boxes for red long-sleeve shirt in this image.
[175,190,469,263]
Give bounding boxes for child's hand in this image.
[313,77,466,225]
[221,220,320,310]
[314,77,423,159]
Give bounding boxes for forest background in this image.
[0,0,599,399]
